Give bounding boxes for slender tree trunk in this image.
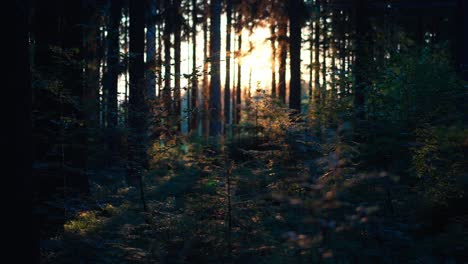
[309,21,313,101]
[124,6,130,124]
[9,1,38,262]
[202,0,210,138]
[84,1,105,172]
[314,0,321,104]
[84,1,102,131]
[190,0,198,132]
[174,0,182,122]
[128,0,148,212]
[107,0,122,128]
[104,0,122,164]
[457,0,468,82]
[146,0,157,100]
[62,1,90,194]
[321,4,328,105]
[339,12,347,98]
[278,19,287,104]
[330,11,338,103]
[288,0,302,112]
[236,11,242,124]
[163,0,173,115]
[271,21,277,97]
[209,0,222,137]
[224,0,233,130]
[157,6,163,98]
[353,0,372,121]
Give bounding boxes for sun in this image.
[237,26,277,94]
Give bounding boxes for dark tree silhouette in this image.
[209,0,222,137]
[106,0,122,128]
[288,0,303,112]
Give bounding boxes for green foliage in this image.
[412,125,467,206]
[370,46,465,126]
[64,211,103,235]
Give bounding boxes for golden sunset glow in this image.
[236,26,276,92]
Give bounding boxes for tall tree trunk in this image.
[128,0,148,212]
[209,0,222,137]
[309,20,313,101]
[163,0,173,115]
[8,1,38,262]
[107,0,122,128]
[157,2,163,98]
[202,0,210,137]
[174,0,182,122]
[63,1,90,194]
[288,0,302,112]
[271,21,277,97]
[224,0,233,129]
[84,0,103,136]
[104,0,122,165]
[457,0,468,82]
[124,6,130,124]
[190,0,198,132]
[339,11,347,98]
[277,19,287,104]
[146,0,157,100]
[330,10,338,103]
[321,3,328,106]
[235,11,242,124]
[313,0,321,104]
[353,0,372,121]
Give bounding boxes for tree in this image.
[288,0,303,112]
[146,0,158,100]
[353,0,372,121]
[271,22,277,97]
[190,0,199,131]
[106,0,122,128]
[83,1,102,131]
[202,0,210,137]
[163,0,173,115]
[321,1,328,106]
[277,18,287,104]
[128,0,148,211]
[457,0,468,82]
[313,0,321,104]
[7,1,38,262]
[224,0,233,130]
[174,0,183,122]
[235,9,243,125]
[210,0,222,137]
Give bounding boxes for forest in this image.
[7,0,468,263]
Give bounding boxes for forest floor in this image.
[42,135,468,264]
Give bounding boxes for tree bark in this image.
[107,0,122,128]
[163,0,173,115]
[190,0,198,131]
[224,0,233,129]
[353,0,372,121]
[146,0,157,100]
[314,0,321,104]
[277,19,287,104]
[321,4,328,105]
[174,0,182,122]
[7,1,39,262]
[128,0,148,213]
[236,11,242,124]
[288,0,302,112]
[202,0,210,138]
[271,21,277,97]
[210,0,222,137]
[457,0,468,82]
